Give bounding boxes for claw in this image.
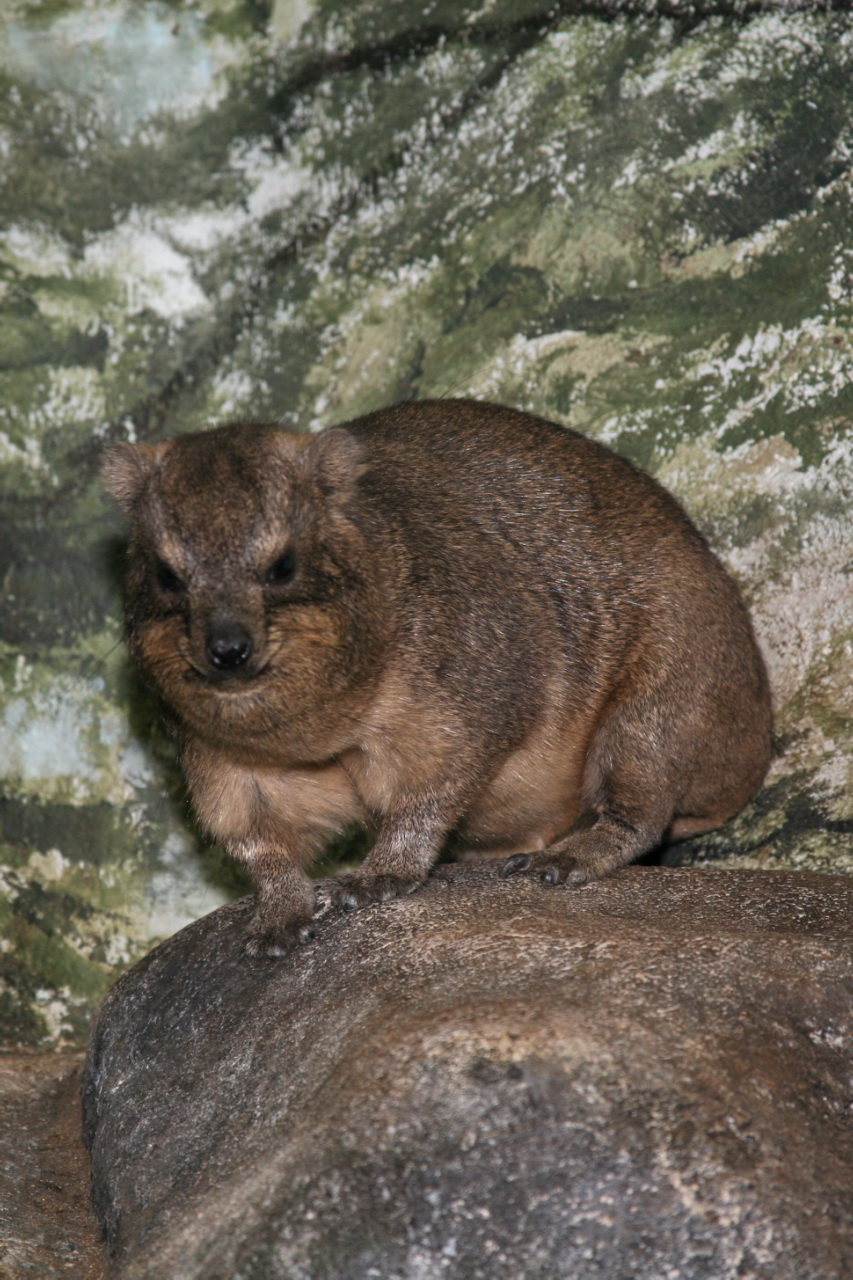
[500,853,532,879]
[500,851,592,888]
[317,872,424,916]
[244,917,316,958]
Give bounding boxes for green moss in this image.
[3,1,853,1046]
[663,770,853,874]
[200,0,271,41]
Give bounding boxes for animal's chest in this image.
[188,752,368,844]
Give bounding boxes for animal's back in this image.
[348,398,756,683]
[348,399,714,594]
[348,399,771,850]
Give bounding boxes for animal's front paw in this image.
[316,873,424,915]
[244,913,317,958]
[499,852,591,888]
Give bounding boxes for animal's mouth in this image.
[201,666,270,689]
[182,655,274,689]
[173,636,289,691]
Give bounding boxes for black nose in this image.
[206,622,254,673]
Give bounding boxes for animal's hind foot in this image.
[499,851,592,887]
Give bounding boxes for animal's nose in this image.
[206,621,254,672]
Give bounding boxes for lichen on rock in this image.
[2,0,853,1044]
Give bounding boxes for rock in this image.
[84,864,853,1280]
[0,1052,105,1279]
[4,0,853,1048]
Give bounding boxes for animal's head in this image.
[104,423,386,749]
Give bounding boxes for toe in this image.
[244,918,316,958]
[500,853,533,879]
[317,873,423,913]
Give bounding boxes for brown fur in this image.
[104,400,772,955]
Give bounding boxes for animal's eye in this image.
[266,549,297,587]
[155,558,184,594]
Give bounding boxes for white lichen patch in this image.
[0,430,50,479]
[83,210,211,322]
[103,932,133,968]
[153,204,251,257]
[2,2,250,139]
[3,224,74,278]
[660,432,851,674]
[791,722,853,819]
[665,114,764,184]
[749,517,853,715]
[26,847,70,883]
[622,12,825,106]
[24,366,107,443]
[0,662,156,806]
[32,985,78,1045]
[145,831,232,940]
[270,0,316,47]
[458,329,668,421]
[229,141,321,226]
[208,367,269,419]
[657,432,806,522]
[688,318,853,438]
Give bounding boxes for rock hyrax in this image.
[104,399,772,955]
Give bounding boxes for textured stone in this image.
[3,1,853,1043]
[85,864,853,1280]
[0,1052,104,1279]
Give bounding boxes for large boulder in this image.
[84,864,853,1279]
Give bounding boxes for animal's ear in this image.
[102,442,163,514]
[299,428,367,499]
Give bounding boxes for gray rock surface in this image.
[84,864,853,1280]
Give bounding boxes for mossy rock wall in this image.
[2,0,852,1046]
